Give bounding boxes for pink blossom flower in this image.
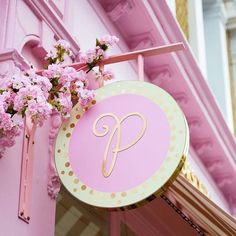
[45,47,58,60]
[27,72,52,98]
[0,90,12,111]
[0,112,14,131]
[0,114,23,157]
[84,48,97,64]
[80,47,105,64]
[76,70,87,82]
[11,74,30,90]
[78,52,88,63]
[78,89,95,107]
[75,81,84,89]
[55,92,72,119]
[59,66,78,85]
[96,69,114,81]
[96,46,107,58]
[98,35,119,46]
[27,100,52,126]
[43,64,62,78]
[13,85,52,125]
[54,40,71,51]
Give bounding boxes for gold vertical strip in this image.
[226,30,236,136]
[175,0,189,40]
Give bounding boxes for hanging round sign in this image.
[55,81,189,210]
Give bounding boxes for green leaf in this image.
[101,44,108,51]
[96,38,100,47]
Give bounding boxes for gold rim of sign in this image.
[55,81,189,210]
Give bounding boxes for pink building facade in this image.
[0,1,236,235]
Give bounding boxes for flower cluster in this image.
[0,35,119,157]
[79,35,119,72]
[0,72,51,156]
[0,90,23,157]
[95,69,114,82]
[43,65,94,118]
[12,69,52,125]
[46,39,73,64]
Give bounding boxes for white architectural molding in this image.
[203,0,234,132]
[203,0,227,23]
[225,0,236,29]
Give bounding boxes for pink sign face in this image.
[55,81,188,209]
[69,94,170,192]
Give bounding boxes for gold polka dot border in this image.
[81,185,87,191]
[65,162,70,167]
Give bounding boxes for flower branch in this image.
[0,35,119,157]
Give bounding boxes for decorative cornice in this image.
[227,16,236,29]
[187,117,201,133]
[204,158,224,173]
[202,0,219,9]
[0,49,29,88]
[225,1,236,29]
[172,93,188,106]
[23,0,80,54]
[148,65,172,86]
[106,0,135,22]
[129,35,154,51]
[215,175,233,188]
[203,0,227,24]
[192,139,213,156]
[0,48,29,69]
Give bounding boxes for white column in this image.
[203,0,234,132]
[188,0,207,77]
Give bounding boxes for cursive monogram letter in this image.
[92,112,147,177]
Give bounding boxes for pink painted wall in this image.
[1,0,236,235]
[0,124,56,236]
[0,1,72,235]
